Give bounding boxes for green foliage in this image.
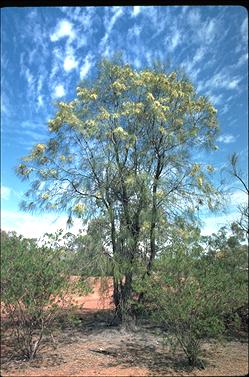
[1,230,87,360]
[17,59,220,221]
[16,57,223,321]
[139,222,248,368]
[56,219,113,277]
[227,153,248,238]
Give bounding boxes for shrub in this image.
[1,230,86,360]
[140,227,248,368]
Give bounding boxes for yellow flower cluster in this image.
[49,203,58,209]
[58,102,74,110]
[156,190,165,199]
[48,116,62,132]
[73,203,85,213]
[125,175,135,186]
[35,144,46,153]
[90,93,98,100]
[86,119,96,128]
[142,221,150,231]
[197,176,203,188]
[124,66,135,79]
[113,126,129,139]
[41,193,49,200]
[134,102,143,114]
[112,81,127,93]
[152,101,169,121]
[159,126,166,135]
[76,87,97,101]
[140,70,155,83]
[168,72,177,80]
[190,163,200,176]
[146,92,155,101]
[121,102,143,116]
[175,119,184,126]
[206,165,214,173]
[99,107,110,120]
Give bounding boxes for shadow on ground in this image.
[93,342,196,374]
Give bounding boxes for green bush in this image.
[1,230,85,360]
[140,225,248,368]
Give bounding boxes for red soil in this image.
[65,276,114,311]
[1,276,114,319]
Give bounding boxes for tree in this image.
[17,58,222,322]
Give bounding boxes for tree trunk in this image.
[138,155,162,302]
[112,271,134,326]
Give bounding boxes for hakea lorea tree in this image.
[17,58,222,322]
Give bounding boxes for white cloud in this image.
[54,84,65,98]
[237,52,248,67]
[24,67,35,93]
[187,8,201,27]
[203,71,242,93]
[109,6,124,30]
[63,55,78,72]
[201,212,239,236]
[200,19,216,44]
[187,10,217,45]
[37,76,43,95]
[132,6,141,17]
[61,7,93,31]
[240,17,248,42]
[50,19,75,42]
[181,59,201,82]
[37,95,44,108]
[181,6,189,15]
[208,92,223,106]
[1,186,11,200]
[217,134,236,144]
[227,78,241,90]
[230,190,247,206]
[20,120,46,132]
[145,51,152,66]
[193,47,206,64]
[220,103,229,114]
[201,189,248,237]
[143,6,159,29]
[1,92,11,117]
[50,47,64,80]
[80,54,93,79]
[168,29,181,52]
[99,7,124,54]
[128,24,142,39]
[181,47,207,83]
[1,210,85,239]
[134,57,141,69]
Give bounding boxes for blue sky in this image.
[1,6,248,238]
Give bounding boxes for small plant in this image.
[141,224,248,368]
[1,230,87,360]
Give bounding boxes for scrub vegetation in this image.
[1,59,248,375]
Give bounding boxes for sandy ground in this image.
[1,277,248,377]
[1,323,248,376]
